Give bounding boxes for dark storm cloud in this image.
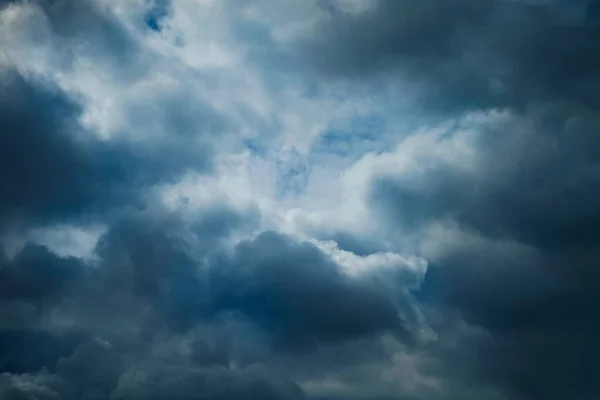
[0,244,88,378]
[303,0,600,111]
[0,52,261,395]
[0,330,84,375]
[0,214,387,400]
[209,231,411,350]
[0,208,428,399]
[0,340,306,400]
[0,0,231,230]
[372,97,600,399]
[113,363,306,400]
[0,243,83,304]
[5,0,600,399]
[307,1,600,399]
[372,106,600,251]
[0,69,208,228]
[0,1,439,399]
[90,212,210,333]
[90,217,418,348]
[0,214,306,400]
[0,371,67,400]
[418,245,600,400]
[82,207,259,331]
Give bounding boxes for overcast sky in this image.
[0,1,599,399]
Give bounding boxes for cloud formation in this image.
[0,69,210,230]
[1,0,599,399]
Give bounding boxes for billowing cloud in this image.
[209,231,425,349]
[1,0,599,399]
[300,0,600,111]
[0,69,210,230]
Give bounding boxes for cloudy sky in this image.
[0,0,599,399]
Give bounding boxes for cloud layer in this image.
[1,0,599,399]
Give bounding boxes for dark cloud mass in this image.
[112,363,305,400]
[2,0,600,399]
[0,243,83,307]
[210,232,409,349]
[305,0,600,112]
[0,69,208,228]
[336,1,600,399]
[0,210,418,399]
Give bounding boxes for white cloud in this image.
[311,238,427,278]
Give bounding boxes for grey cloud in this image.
[88,218,420,349]
[0,340,306,400]
[301,0,600,112]
[0,243,88,375]
[0,330,85,375]
[0,1,441,399]
[6,0,600,398]
[209,231,416,350]
[0,69,209,229]
[113,363,305,400]
[0,0,141,73]
[344,3,600,393]
[0,244,83,305]
[420,242,600,399]
[371,106,600,398]
[0,371,68,400]
[373,106,600,251]
[0,210,429,399]
[0,214,308,400]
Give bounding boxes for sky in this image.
[0,0,599,399]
